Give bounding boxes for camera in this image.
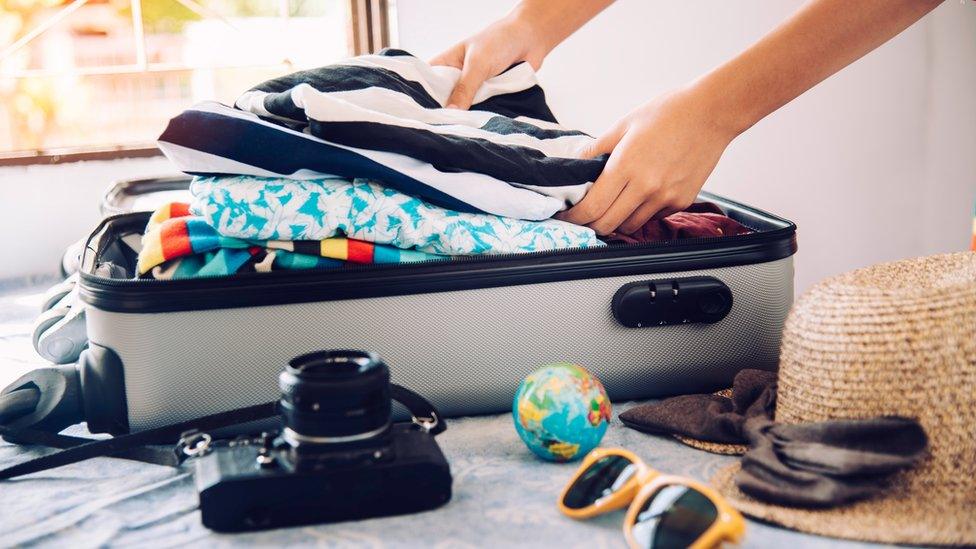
[190,350,452,532]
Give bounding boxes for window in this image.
[0,0,391,162]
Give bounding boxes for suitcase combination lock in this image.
[611,276,733,328]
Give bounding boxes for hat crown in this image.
[775,252,976,494]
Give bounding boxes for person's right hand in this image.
[430,14,548,109]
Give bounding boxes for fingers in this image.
[649,206,681,221]
[580,122,625,160]
[557,124,628,227]
[557,122,632,229]
[431,43,490,109]
[616,196,695,235]
[556,155,629,227]
[429,43,464,69]
[445,48,493,109]
[588,183,663,235]
[617,202,672,235]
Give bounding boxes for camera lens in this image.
[279,350,391,445]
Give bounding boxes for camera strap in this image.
[0,383,444,481]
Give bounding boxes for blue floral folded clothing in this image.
[188,175,605,256]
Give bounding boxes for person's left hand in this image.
[556,86,739,235]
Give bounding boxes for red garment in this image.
[608,202,752,244]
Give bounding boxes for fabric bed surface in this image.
[158,49,605,221]
[0,279,880,548]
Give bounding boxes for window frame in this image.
[0,0,392,166]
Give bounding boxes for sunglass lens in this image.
[562,455,639,510]
[629,485,718,549]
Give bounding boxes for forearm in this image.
[695,0,942,136]
[509,0,616,57]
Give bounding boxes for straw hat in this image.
[710,251,976,545]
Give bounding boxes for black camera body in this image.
[190,350,452,532]
[193,424,451,532]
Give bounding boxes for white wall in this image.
[396,0,976,293]
[0,157,177,279]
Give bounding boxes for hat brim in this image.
[711,462,976,546]
[673,434,748,455]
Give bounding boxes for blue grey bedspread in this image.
[0,278,891,548]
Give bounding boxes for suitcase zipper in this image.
[85,224,788,286]
[77,193,797,312]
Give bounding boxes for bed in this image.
[0,277,882,548]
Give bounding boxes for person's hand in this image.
[557,87,739,235]
[430,15,548,109]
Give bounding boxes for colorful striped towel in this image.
[137,203,444,279]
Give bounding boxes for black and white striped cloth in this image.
[158,49,606,220]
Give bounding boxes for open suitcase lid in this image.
[100,175,193,217]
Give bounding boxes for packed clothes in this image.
[152,49,753,280]
[189,176,604,256]
[608,202,753,244]
[159,49,604,221]
[138,203,442,279]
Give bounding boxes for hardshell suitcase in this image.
[74,188,796,434]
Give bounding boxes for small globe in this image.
[513,362,611,462]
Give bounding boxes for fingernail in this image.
[446,103,458,109]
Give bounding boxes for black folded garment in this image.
[618,369,776,444]
[737,416,928,507]
[619,369,928,508]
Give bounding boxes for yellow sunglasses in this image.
[558,448,745,549]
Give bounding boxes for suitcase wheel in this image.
[32,305,88,365]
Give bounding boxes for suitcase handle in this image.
[100,175,191,216]
[611,276,733,328]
